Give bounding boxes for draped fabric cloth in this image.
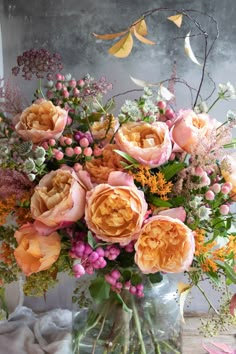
[0,307,72,354]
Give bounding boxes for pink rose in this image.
[15,100,67,144]
[14,223,61,276]
[135,215,194,273]
[115,121,172,167]
[31,168,86,235]
[85,171,148,244]
[172,110,210,153]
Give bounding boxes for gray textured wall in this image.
[1,0,236,116]
[0,0,236,312]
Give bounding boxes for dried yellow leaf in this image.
[133,27,155,45]
[108,31,133,58]
[93,30,128,40]
[168,14,183,28]
[133,18,148,36]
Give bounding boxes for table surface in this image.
[182,316,236,354]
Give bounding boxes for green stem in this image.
[38,78,46,99]
[0,288,8,317]
[92,314,107,354]
[207,95,221,113]
[196,284,220,315]
[94,97,107,114]
[162,340,181,354]
[131,297,147,354]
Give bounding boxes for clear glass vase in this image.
[72,275,181,354]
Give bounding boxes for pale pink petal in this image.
[108,171,135,187]
[158,207,186,222]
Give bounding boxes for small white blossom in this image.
[35,157,45,166]
[35,146,46,159]
[197,206,212,220]
[143,100,158,115]
[24,158,35,173]
[189,196,203,209]
[194,101,208,114]
[46,80,54,88]
[120,100,141,121]
[142,87,153,99]
[65,73,72,81]
[227,110,236,126]
[28,173,36,182]
[218,82,236,99]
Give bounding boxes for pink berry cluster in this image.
[12,49,63,80]
[45,74,112,107]
[157,100,176,127]
[71,242,107,278]
[70,239,122,278]
[41,131,102,167]
[105,270,144,298]
[206,181,233,215]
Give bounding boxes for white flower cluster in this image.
[218,82,236,99]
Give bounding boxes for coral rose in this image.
[85,144,123,184]
[115,121,172,168]
[172,110,211,153]
[135,215,194,273]
[14,223,61,276]
[15,100,67,144]
[31,168,86,235]
[85,171,147,244]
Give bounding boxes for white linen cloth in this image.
[0,306,72,354]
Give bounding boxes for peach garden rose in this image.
[14,223,61,276]
[135,215,194,273]
[15,100,67,144]
[85,144,124,184]
[85,171,148,244]
[31,167,86,235]
[172,110,211,153]
[115,121,172,168]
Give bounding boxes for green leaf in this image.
[226,218,232,230]
[171,196,185,207]
[206,271,221,286]
[147,195,172,207]
[224,138,236,149]
[131,273,142,285]
[122,270,132,281]
[113,292,132,313]
[113,149,139,165]
[148,272,163,284]
[224,263,236,284]
[89,277,110,303]
[160,162,186,181]
[87,231,96,248]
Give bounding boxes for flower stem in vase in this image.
[131,296,147,354]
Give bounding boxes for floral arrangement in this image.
[0,6,236,353]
